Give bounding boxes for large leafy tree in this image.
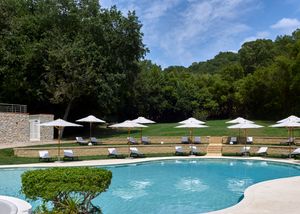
[0,0,146,121]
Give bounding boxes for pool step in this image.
[206,137,223,156]
[206,144,222,156]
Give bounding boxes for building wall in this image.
[0,113,54,144]
[29,114,54,141]
[0,112,30,143]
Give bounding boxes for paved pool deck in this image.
[0,156,300,214]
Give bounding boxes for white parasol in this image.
[176,122,208,147]
[40,119,82,161]
[228,122,263,147]
[276,115,300,123]
[226,117,254,124]
[76,115,106,140]
[109,120,147,156]
[271,121,300,157]
[179,117,205,124]
[131,117,156,143]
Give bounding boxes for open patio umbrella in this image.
[228,122,263,147]
[270,121,300,158]
[179,117,205,125]
[40,119,82,161]
[76,115,106,140]
[226,117,254,124]
[132,117,156,143]
[175,122,208,145]
[277,115,300,123]
[226,117,254,137]
[109,120,147,156]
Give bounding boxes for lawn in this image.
[76,120,295,139]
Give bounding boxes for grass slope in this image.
[83,120,295,138]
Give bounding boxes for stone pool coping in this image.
[0,156,300,214]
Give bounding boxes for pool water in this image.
[1,159,300,213]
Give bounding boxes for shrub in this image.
[21,167,112,213]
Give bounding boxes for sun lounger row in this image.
[181,136,202,144]
[237,146,266,156]
[238,147,300,157]
[39,146,300,161]
[229,137,253,144]
[76,137,101,145]
[39,150,78,161]
[76,136,151,145]
[175,146,202,156]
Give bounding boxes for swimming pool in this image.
[1,159,300,213]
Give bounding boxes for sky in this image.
[100,0,300,68]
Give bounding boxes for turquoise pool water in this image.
[1,159,300,213]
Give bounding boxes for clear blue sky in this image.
[101,0,300,68]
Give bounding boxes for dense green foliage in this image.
[132,32,300,121]
[21,167,112,213]
[0,0,300,123]
[0,0,146,121]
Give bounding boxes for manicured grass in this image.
[91,120,296,138]
[0,149,39,165]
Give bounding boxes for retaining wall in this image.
[0,113,29,144]
[13,144,208,157]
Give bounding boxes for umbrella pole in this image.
[140,128,143,144]
[190,129,192,155]
[90,122,92,141]
[128,128,131,157]
[57,127,61,162]
[289,128,291,158]
[244,129,247,156]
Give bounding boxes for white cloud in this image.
[101,0,261,67]
[241,31,271,44]
[271,18,300,34]
[158,0,257,65]
[143,0,180,20]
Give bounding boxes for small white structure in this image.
[0,103,53,144]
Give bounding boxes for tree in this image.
[0,0,146,122]
[21,167,112,213]
[238,39,275,74]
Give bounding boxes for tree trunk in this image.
[60,100,73,138]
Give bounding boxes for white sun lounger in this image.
[194,136,201,144]
[108,148,125,158]
[256,147,268,156]
[291,148,300,156]
[175,146,188,156]
[76,137,89,145]
[39,150,52,161]
[229,137,237,144]
[246,137,253,144]
[189,146,201,155]
[63,150,79,160]
[129,147,145,158]
[240,146,250,156]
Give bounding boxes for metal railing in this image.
[0,103,27,113]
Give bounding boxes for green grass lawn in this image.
[81,120,295,138]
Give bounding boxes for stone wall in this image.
[0,112,30,143]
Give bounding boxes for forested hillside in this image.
[1,0,300,122]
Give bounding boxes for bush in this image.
[21,167,112,213]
